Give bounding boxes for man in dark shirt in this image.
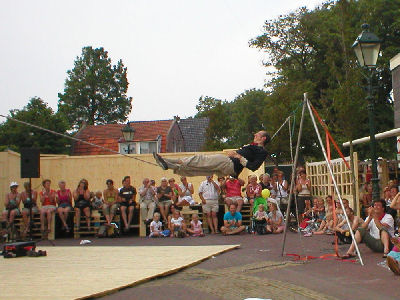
[153,131,269,177]
[119,176,137,232]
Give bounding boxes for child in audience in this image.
[169,209,187,237]
[92,191,104,210]
[187,214,204,237]
[149,212,163,237]
[254,204,268,234]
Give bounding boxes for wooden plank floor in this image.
[0,245,239,300]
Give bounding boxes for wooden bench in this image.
[10,213,55,241]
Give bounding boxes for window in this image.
[140,141,157,154]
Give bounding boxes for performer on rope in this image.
[153,131,270,177]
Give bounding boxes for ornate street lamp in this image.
[121,122,135,154]
[352,23,382,201]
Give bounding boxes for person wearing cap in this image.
[153,131,270,177]
[157,177,173,223]
[20,181,38,234]
[2,182,21,226]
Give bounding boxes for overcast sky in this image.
[0,0,323,122]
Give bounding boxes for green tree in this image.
[195,96,231,150]
[58,46,132,130]
[0,97,69,154]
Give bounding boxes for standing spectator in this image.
[296,170,311,223]
[157,177,173,223]
[73,179,91,231]
[40,179,57,234]
[221,204,245,235]
[274,171,288,211]
[2,182,21,226]
[103,179,119,226]
[217,176,226,204]
[343,199,394,259]
[361,184,373,219]
[139,178,156,224]
[119,176,137,232]
[178,176,195,206]
[199,175,220,234]
[223,176,245,212]
[56,180,72,232]
[20,182,38,234]
[246,175,262,206]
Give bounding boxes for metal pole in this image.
[281,93,307,256]
[349,141,358,215]
[306,100,364,265]
[366,70,380,202]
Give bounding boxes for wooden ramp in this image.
[0,244,239,300]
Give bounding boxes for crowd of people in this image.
[3,167,400,276]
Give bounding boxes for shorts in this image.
[22,206,39,214]
[158,200,172,206]
[225,196,243,203]
[42,205,56,211]
[120,201,135,207]
[358,227,393,253]
[74,200,90,210]
[388,250,400,261]
[58,203,72,209]
[103,203,119,215]
[3,208,20,216]
[178,196,195,206]
[202,199,219,213]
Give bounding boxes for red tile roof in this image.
[72,120,174,155]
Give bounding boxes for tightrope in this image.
[0,114,158,166]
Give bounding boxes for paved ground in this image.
[45,232,399,300]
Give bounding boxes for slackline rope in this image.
[0,114,158,167]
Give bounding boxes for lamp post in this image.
[352,23,382,202]
[121,122,135,154]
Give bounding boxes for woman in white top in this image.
[178,176,195,206]
[296,170,311,223]
[274,171,288,209]
[267,198,285,234]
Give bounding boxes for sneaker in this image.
[153,152,168,170]
[387,256,400,276]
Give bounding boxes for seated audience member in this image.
[187,213,204,237]
[267,198,285,234]
[167,204,178,227]
[149,212,163,238]
[168,178,180,204]
[217,176,226,204]
[343,199,394,259]
[169,209,187,238]
[39,179,57,235]
[314,201,334,235]
[223,176,245,212]
[199,175,220,234]
[178,176,195,206]
[2,182,21,226]
[386,186,398,220]
[157,177,173,223]
[260,173,272,191]
[387,237,400,275]
[139,178,156,225]
[103,179,119,226]
[269,172,278,199]
[334,207,362,244]
[56,180,73,232]
[221,204,245,235]
[119,176,137,232]
[314,197,326,222]
[92,191,103,210]
[246,175,262,206]
[20,182,38,234]
[253,204,268,235]
[73,179,91,230]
